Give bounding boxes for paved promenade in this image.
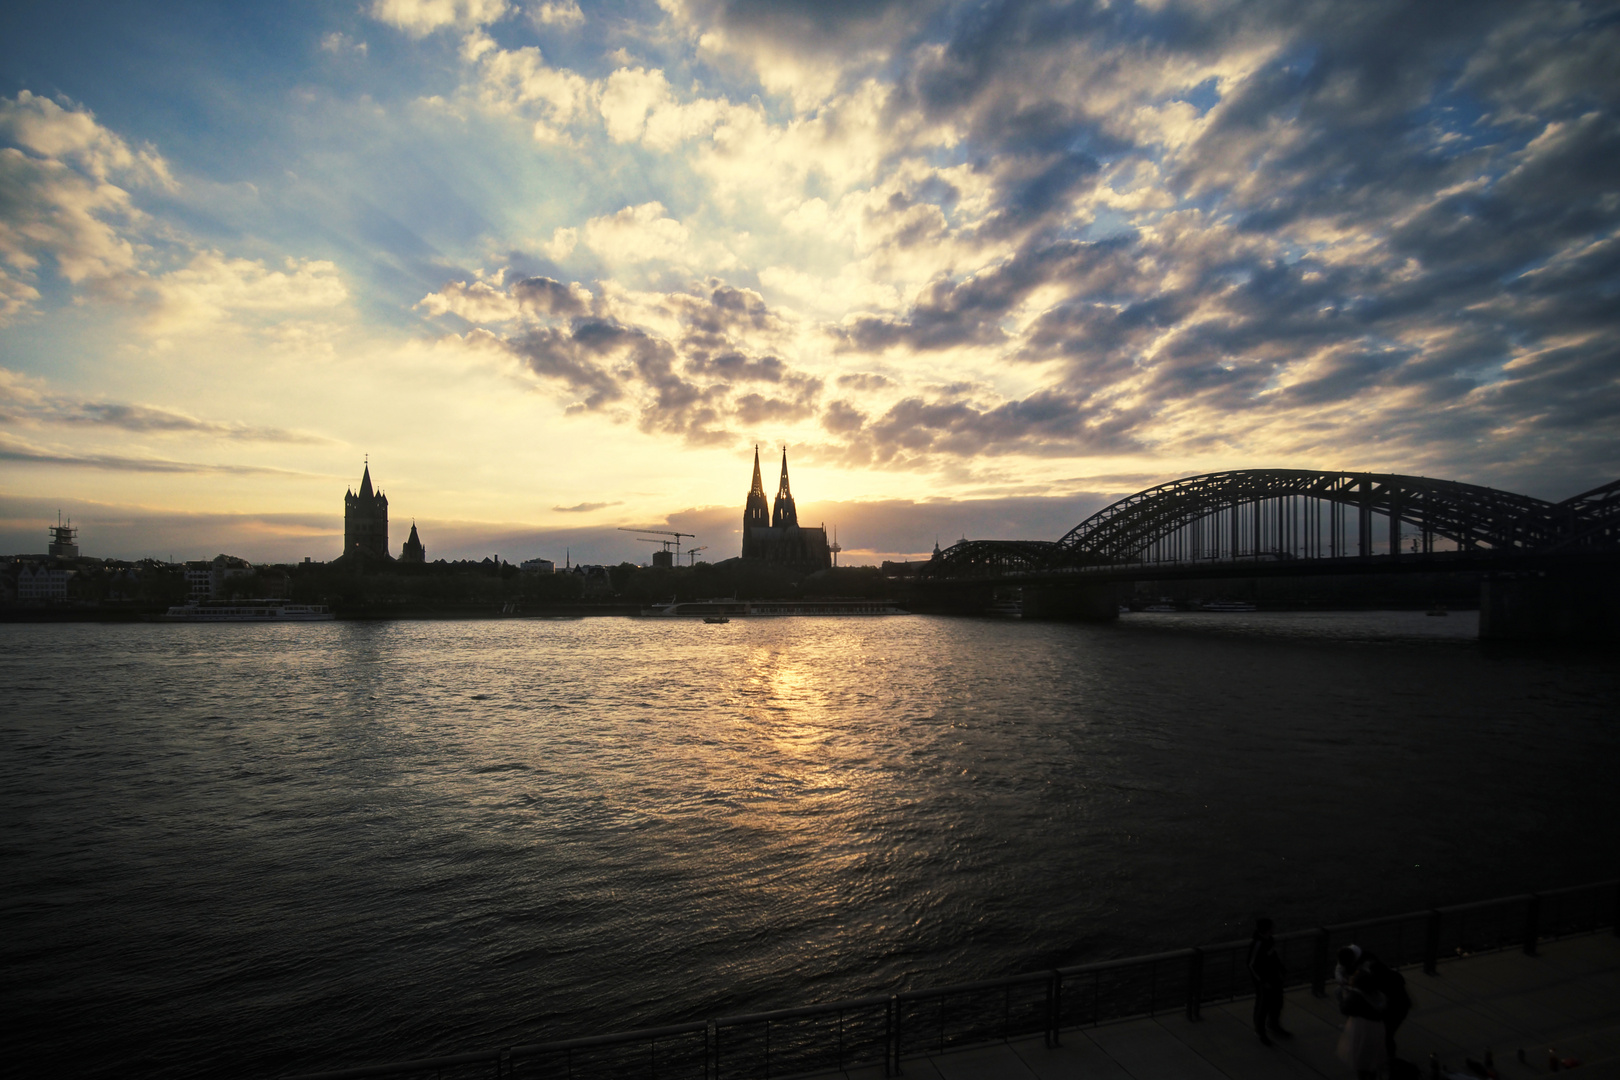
[822,934,1620,1080]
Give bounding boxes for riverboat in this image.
[1200,599,1258,612]
[163,600,334,622]
[642,598,907,617]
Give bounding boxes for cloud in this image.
[53,0,1604,505]
[320,32,369,57]
[836,372,892,392]
[582,202,696,265]
[0,367,330,443]
[369,0,508,36]
[462,36,594,139]
[0,432,323,476]
[143,252,348,333]
[821,399,865,434]
[551,500,619,512]
[432,275,819,442]
[0,92,160,320]
[0,90,172,186]
[529,1,583,29]
[1,91,351,341]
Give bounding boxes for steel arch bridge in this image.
[924,470,1620,580]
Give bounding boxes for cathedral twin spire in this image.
[738,445,827,566]
[742,444,799,547]
[744,445,771,530]
[771,447,798,528]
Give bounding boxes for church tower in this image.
[771,448,799,528]
[400,521,425,563]
[343,461,391,560]
[742,445,771,557]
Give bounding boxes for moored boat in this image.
[642,598,907,617]
[163,600,334,621]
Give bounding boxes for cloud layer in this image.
[405,0,1619,495]
[2,0,1617,560]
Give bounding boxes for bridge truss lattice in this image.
[926,470,1620,579]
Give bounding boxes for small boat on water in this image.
[703,616,730,624]
[164,600,334,622]
[643,598,908,617]
[1200,599,1258,612]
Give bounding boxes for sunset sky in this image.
[2,0,1616,564]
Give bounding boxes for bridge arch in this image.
[924,469,1619,579]
[1054,469,1556,567]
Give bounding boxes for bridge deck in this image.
[818,934,1620,1080]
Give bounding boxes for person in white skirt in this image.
[1337,968,1388,1079]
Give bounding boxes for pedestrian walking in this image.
[1248,916,1291,1045]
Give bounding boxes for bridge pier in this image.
[1022,582,1122,621]
[1478,571,1620,643]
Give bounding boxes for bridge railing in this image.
[282,880,1617,1080]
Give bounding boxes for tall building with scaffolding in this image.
[47,513,79,558]
[740,448,832,569]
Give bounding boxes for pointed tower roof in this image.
[407,521,420,543]
[749,445,765,498]
[777,447,792,500]
[358,463,374,499]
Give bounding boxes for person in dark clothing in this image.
[1364,956,1411,1062]
[1247,917,1291,1045]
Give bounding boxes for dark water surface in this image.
[3,613,1616,1076]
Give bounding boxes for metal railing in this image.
[283,879,1617,1080]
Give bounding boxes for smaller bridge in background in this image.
[920,470,1620,639]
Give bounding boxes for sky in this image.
[1,0,1617,565]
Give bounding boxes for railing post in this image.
[1312,928,1331,997]
[890,995,902,1076]
[1524,894,1541,956]
[1186,948,1204,1022]
[1425,909,1442,976]
[1049,971,1062,1048]
[883,996,893,1077]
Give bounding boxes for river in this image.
[2,612,1615,1076]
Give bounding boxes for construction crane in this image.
[618,527,695,564]
[685,546,708,566]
